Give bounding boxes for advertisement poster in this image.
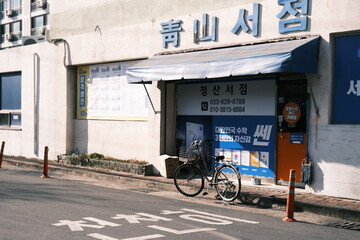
[176,79,276,178]
[212,115,275,178]
[77,62,148,120]
[185,122,204,150]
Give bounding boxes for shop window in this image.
[175,78,277,178]
[0,72,21,128]
[277,79,307,133]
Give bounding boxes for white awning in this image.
[127,37,319,83]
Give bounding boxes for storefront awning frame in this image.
[126,36,319,83]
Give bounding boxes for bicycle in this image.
[174,140,241,202]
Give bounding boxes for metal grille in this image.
[327,221,360,231]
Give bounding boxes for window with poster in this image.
[277,79,307,135]
[176,78,276,178]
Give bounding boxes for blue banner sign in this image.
[212,116,275,178]
[333,34,360,123]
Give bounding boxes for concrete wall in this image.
[0,42,69,160]
[37,0,360,199]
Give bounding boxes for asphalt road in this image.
[0,167,359,240]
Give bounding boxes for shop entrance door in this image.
[276,79,307,183]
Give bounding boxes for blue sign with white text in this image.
[212,116,275,178]
[333,34,360,123]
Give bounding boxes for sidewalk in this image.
[2,156,360,224]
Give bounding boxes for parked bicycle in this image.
[174,140,241,202]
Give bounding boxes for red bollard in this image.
[41,146,49,178]
[283,169,296,222]
[0,141,5,168]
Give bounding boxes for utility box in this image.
[159,155,179,178]
[165,157,179,178]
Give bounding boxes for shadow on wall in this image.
[308,160,324,193]
[73,120,88,155]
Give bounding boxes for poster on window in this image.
[212,115,275,178]
[77,62,148,120]
[176,79,276,178]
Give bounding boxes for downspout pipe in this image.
[33,53,39,156]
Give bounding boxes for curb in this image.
[3,157,360,222]
[3,157,176,192]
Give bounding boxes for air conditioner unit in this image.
[36,0,47,9]
[22,35,46,46]
[5,9,14,17]
[5,33,14,41]
[38,26,47,35]
[5,33,15,42]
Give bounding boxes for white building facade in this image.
[1,0,360,200]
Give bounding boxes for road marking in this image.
[87,233,165,240]
[120,234,165,240]
[53,208,258,236]
[83,217,121,227]
[112,213,172,223]
[179,214,233,225]
[52,220,104,231]
[148,225,217,235]
[160,210,185,215]
[87,233,119,240]
[181,208,259,224]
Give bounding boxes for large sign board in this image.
[177,79,276,116]
[160,0,311,48]
[77,62,148,120]
[333,33,360,123]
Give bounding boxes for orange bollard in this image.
[283,169,296,222]
[0,141,5,168]
[41,146,49,178]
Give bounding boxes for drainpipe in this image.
[33,53,39,156]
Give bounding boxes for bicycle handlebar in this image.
[191,138,213,147]
[191,140,202,147]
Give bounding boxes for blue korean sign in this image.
[212,116,275,178]
[333,34,360,123]
[290,133,304,144]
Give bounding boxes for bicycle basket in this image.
[186,144,200,162]
[178,146,187,162]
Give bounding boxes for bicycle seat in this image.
[214,156,225,161]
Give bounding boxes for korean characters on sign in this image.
[200,83,247,114]
[283,102,301,126]
[347,80,360,96]
[160,0,311,48]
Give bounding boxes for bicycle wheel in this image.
[214,164,241,202]
[174,164,204,197]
